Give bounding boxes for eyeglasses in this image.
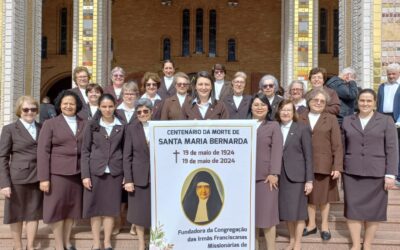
[113,74,125,78]
[146,83,158,87]
[281,109,293,113]
[176,82,189,87]
[214,70,225,74]
[233,81,245,85]
[22,108,38,113]
[124,92,137,96]
[77,76,88,79]
[310,98,326,104]
[311,75,324,80]
[137,109,150,115]
[262,84,275,89]
[290,88,303,92]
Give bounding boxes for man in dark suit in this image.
[326,67,359,125]
[259,74,283,121]
[377,63,400,187]
[39,96,56,123]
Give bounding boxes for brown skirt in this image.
[308,173,339,205]
[255,181,279,228]
[43,174,82,223]
[83,174,123,218]
[279,170,308,221]
[343,173,387,221]
[3,183,43,224]
[127,184,151,228]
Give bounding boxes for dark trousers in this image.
[397,127,400,181]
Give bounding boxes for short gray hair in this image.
[288,80,305,92]
[135,98,153,110]
[340,67,356,79]
[386,63,400,73]
[233,71,247,81]
[305,88,330,107]
[172,72,190,86]
[122,81,139,95]
[110,66,126,80]
[259,74,279,93]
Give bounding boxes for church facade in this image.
[0,0,399,128]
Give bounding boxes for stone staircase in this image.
[0,189,399,250]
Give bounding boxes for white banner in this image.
[149,120,257,250]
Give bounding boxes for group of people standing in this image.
[0,60,399,250]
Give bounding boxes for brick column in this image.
[0,0,42,129]
[281,0,318,90]
[72,0,111,87]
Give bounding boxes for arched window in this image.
[319,8,328,54]
[59,7,68,55]
[228,39,236,61]
[209,9,217,57]
[163,38,171,60]
[42,36,48,59]
[333,9,339,57]
[182,9,190,56]
[195,8,204,53]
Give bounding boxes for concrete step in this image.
[275,229,400,250]
[1,224,400,250]
[278,211,400,231]
[0,191,399,249]
[0,224,140,250]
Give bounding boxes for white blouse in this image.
[308,112,320,131]
[20,119,36,140]
[63,115,77,135]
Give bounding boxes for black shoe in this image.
[104,248,113,250]
[320,230,331,240]
[302,227,317,236]
[64,246,77,250]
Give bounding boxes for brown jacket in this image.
[123,121,150,187]
[157,77,176,100]
[81,120,124,178]
[71,87,87,106]
[256,121,283,181]
[116,109,136,124]
[182,101,229,120]
[77,103,97,121]
[299,111,343,174]
[222,94,252,119]
[37,115,86,181]
[342,112,399,177]
[269,95,283,121]
[103,84,123,106]
[160,94,191,120]
[0,120,41,187]
[282,122,313,182]
[151,99,164,120]
[216,80,233,101]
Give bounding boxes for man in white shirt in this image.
[377,63,400,187]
